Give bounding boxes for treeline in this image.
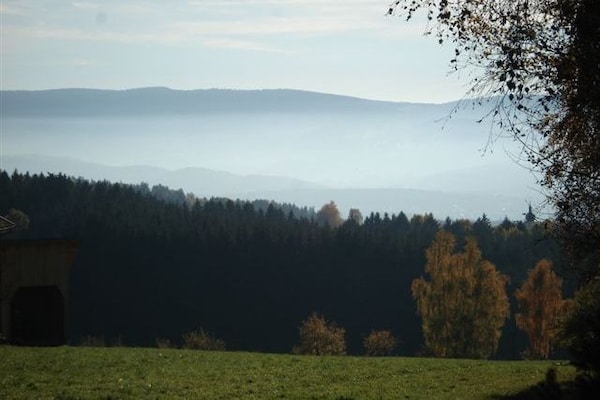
[0,170,572,358]
[131,181,316,220]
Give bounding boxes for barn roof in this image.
[0,215,16,234]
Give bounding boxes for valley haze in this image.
[1,88,545,221]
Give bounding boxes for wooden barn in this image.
[0,239,78,345]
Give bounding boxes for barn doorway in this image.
[10,286,65,345]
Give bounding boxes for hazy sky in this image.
[0,0,469,103]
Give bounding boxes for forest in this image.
[0,170,572,359]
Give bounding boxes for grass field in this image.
[0,346,576,399]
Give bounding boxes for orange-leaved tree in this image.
[515,259,568,359]
[412,231,510,358]
[293,313,346,355]
[363,329,397,356]
[316,201,343,229]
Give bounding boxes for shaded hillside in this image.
[0,170,569,357]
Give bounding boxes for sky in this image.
[0,0,471,103]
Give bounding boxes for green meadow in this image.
[0,346,577,399]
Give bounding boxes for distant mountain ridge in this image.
[0,87,437,117]
[1,154,323,197]
[1,87,546,220]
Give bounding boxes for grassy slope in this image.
[0,346,576,400]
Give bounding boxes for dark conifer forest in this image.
[0,170,571,358]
